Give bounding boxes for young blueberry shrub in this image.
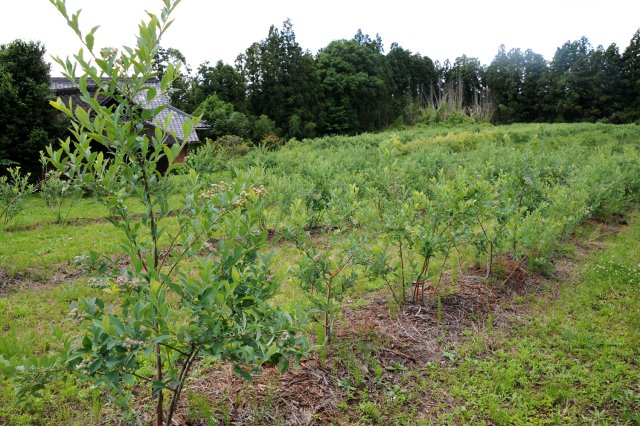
[39,167,82,224]
[0,167,34,228]
[0,1,307,425]
[290,227,356,347]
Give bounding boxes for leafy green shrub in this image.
[214,134,250,155]
[0,166,33,228]
[184,136,250,175]
[194,95,251,140]
[252,114,277,142]
[73,251,111,275]
[290,229,356,346]
[183,141,227,174]
[260,133,282,150]
[39,169,81,224]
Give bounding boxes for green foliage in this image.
[39,169,82,224]
[316,35,391,134]
[195,60,247,112]
[152,46,194,113]
[485,32,640,124]
[0,2,307,425]
[212,135,251,156]
[0,167,34,227]
[183,141,227,174]
[290,228,356,346]
[0,40,65,176]
[0,280,108,425]
[237,19,321,139]
[2,120,640,424]
[485,46,550,123]
[302,175,331,230]
[152,46,188,79]
[252,114,278,142]
[194,95,251,140]
[441,55,486,110]
[386,43,437,120]
[207,124,640,309]
[365,168,488,306]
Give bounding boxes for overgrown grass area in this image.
[3,121,638,279]
[1,122,640,424]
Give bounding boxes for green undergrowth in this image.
[2,122,638,279]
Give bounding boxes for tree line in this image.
[162,20,640,142]
[1,21,640,175]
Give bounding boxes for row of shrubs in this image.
[180,123,640,344]
[0,168,82,227]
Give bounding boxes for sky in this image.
[1,0,639,75]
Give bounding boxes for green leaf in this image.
[151,381,165,398]
[104,357,119,368]
[88,358,102,374]
[122,374,134,386]
[182,119,193,142]
[163,144,176,164]
[231,267,241,283]
[101,315,112,334]
[278,357,289,373]
[49,98,72,116]
[233,364,253,382]
[145,86,157,103]
[85,34,95,52]
[82,335,92,350]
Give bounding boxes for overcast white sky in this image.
[1,0,639,75]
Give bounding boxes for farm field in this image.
[1,122,640,424]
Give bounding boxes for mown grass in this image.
[0,278,105,425]
[0,196,186,278]
[0,221,123,278]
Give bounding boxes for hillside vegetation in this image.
[1,122,640,424]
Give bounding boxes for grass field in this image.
[1,122,640,424]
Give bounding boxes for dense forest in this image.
[1,20,640,174]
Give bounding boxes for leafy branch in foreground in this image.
[0,1,307,425]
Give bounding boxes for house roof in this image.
[50,77,203,143]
